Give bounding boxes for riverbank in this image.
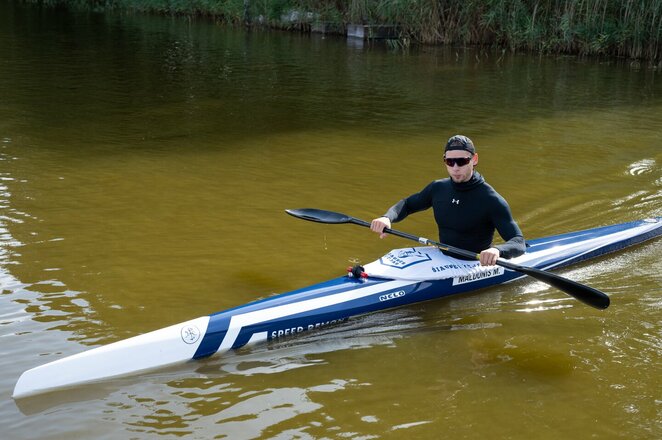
[23,1,662,64]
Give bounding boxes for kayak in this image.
[12,217,661,398]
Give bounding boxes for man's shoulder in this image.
[477,181,510,205]
[429,178,452,186]
[415,179,451,199]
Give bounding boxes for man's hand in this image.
[479,247,500,266]
[370,217,392,239]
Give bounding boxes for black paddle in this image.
[285,208,610,310]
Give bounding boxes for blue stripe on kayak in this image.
[552,220,662,269]
[526,219,661,271]
[193,315,232,359]
[193,218,661,359]
[228,281,426,348]
[192,278,380,358]
[527,218,661,250]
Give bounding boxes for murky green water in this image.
[2,3,661,439]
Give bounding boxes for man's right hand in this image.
[370,217,392,239]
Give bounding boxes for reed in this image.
[24,0,662,61]
[341,0,661,61]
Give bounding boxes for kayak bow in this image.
[12,217,661,398]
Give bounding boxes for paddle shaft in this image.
[350,218,478,259]
[285,208,610,309]
[349,218,610,310]
[360,218,571,274]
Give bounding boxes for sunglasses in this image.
[443,156,473,167]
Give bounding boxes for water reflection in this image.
[626,158,656,176]
[514,297,573,313]
[0,158,102,342]
[467,335,576,377]
[110,304,487,438]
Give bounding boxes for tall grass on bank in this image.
[333,0,661,61]
[24,0,662,61]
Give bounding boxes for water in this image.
[1,3,661,439]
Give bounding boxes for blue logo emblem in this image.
[380,248,432,269]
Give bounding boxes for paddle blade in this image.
[285,209,353,224]
[510,264,610,309]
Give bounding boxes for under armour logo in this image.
[451,199,460,205]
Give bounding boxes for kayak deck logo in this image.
[379,248,432,269]
[379,290,405,302]
[180,325,201,344]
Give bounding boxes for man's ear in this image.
[472,153,479,166]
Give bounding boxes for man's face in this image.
[444,151,477,183]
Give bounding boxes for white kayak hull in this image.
[13,218,661,398]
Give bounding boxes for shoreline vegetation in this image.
[28,0,661,64]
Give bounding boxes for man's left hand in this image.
[479,248,500,266]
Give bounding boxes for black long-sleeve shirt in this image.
[384,172,525,259]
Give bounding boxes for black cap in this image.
[444,135,475,154]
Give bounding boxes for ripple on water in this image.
[626,158,656,176]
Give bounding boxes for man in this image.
[370,135,525,266]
